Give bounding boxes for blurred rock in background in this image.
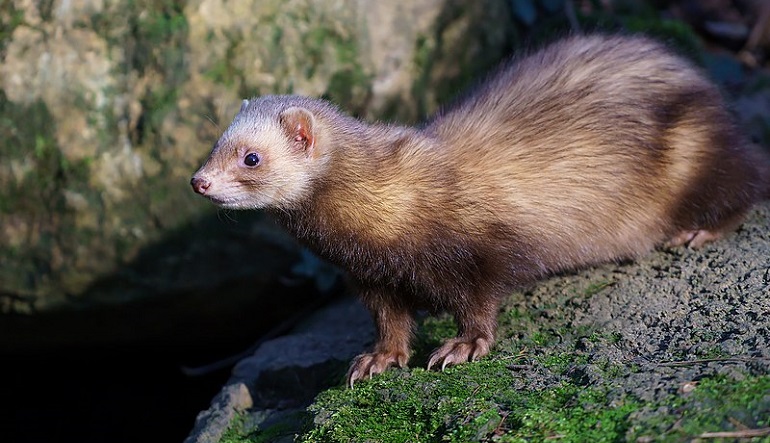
[0,0,515,322]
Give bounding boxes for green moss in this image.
[409,33,435,121]
[0,90,94,298]
[300,359,637,443]
[591,356,625,379]
[293,357,770,443]
[88,0,195,240]
[132,1,189,79]
[308,27,370,116]
[583,280,613,297]
[1,92,58,177]
[529,330,558,347]
[221,410,308,443]
[303,360,516,442]
[497,384,639,443]
[90,0,189,149]
[0,2,25,56]
[220,412,249,443]
[204,38,243,88]
[606,331,623,344]
[326,67,370,114]
[629,375,770,442]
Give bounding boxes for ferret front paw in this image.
[427,336,491,371]
[346,351,408,388]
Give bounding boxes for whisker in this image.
[203,114,220,130]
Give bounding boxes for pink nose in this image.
[191,176,210,195]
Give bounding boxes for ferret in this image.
[190,34,769,387]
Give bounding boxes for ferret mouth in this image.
[205,195,236,207]
[206,195,257,210]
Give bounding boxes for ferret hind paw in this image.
[427,336,491,371]
[666,229,723,248]
[346,351,407,388]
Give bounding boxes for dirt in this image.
[497,200,770,404]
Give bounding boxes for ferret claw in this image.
[427,336,492,371]
[346,351,407,387]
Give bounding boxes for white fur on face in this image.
[194,117,316,210]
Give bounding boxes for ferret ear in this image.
[239,99,250,113]
[280,107,315,156]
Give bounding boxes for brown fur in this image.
[191,34,769,387]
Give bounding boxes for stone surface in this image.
[184,296,373,443]
[500,201,770,400]
[185,382,254,443]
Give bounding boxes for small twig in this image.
[502,349,530,371]
[507,364,534,370]
[698,427,770,439]
[656,357,770,367]
[728,416,749,431]
[500,350,529,358]
[493,411,510,436]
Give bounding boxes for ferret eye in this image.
[244,152,261,167]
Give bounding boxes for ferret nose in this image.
[191,176,211,195]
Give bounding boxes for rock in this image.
[184,382,254,443]
[183,296,373,443]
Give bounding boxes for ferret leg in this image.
[667,210,748,248]
[427,295,499,371]
[346,296,414,387]
[666,229,720,248]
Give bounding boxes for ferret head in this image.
[191,97,331,210]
